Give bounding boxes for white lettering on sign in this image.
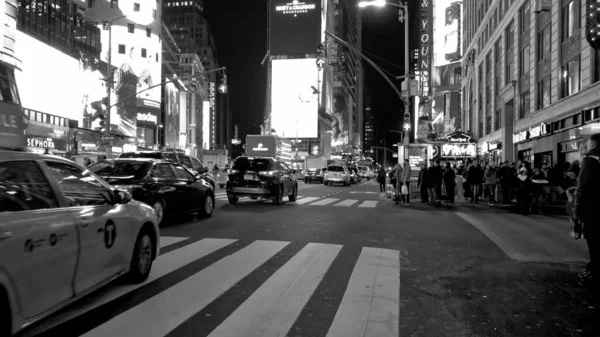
[488,142,500,151]
[441,143,476,157]
[0,113,18,128]
[448,137,468,143]
[419,0,431,97]
[275,0,316,14]
[27,138,55,149]
[529,123,548,138]
[209,82,215,109]
[513,130,528,143]
[137,112,158,124]
[252,143,269,152]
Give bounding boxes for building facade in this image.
[462,0,600,167]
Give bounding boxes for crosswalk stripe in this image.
[333,199,359,207]
[159,236,189,249]
[310,198,339,206]
[208,243,342,337]
[215,192,226,196]
[23,238,237,337]
[81,240,290,337]
[292,196,321,204]
[358,200,378,208]
[326,247,400,337]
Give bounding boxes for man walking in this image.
[574,133,600,300]
[393,163,403,205]
[467,160,484,203]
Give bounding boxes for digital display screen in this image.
[434,0,462,66]
[271,58,319,138]
[270,0,321,55]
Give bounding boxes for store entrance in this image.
[534,151,552,168]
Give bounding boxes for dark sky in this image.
[204,0,418,147]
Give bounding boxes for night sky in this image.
[204,0,417,149]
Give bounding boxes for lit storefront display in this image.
[136,98,161,149]
[513,122,553,166]
[23,108,69,156]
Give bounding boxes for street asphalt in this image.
[18,180,599,337]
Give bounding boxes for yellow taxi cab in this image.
[0,150,160,337]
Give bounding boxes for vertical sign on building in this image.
[209,82,215,148]
[419,0,432,98]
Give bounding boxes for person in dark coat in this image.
[427,159,443,205]
[417,164,429,202]
[574,133,600,299]
[467,160,484,203]
[443,162,456,203]
[377,167,387,192]
[515,167,532,215]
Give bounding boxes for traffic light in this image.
[98,113,107,133]
[586,0,600,49]
[316,43,326,68]
[218,74,227,94]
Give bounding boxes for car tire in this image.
[199,193,214,217]
[151,200,165,227]
[273,185,284,206]
[324,181,328,186]
[0,288,11,337]
[228,195,239,204]
[126,229,154,284]
[289,184,298,202]
[304,179,308,184]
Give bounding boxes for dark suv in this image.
[226,156,298,205]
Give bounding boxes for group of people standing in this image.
[376,159,412,205]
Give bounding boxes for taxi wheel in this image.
[0,288,10,337]
[199,193,214,217]
[289,185,298,202]
[152,200,165,226]
[273,186,284,206]
[127,230,154,284]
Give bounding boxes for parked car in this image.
[357,165,374,180]
[0,150,159,337]
[304,168,324,184]
[226,156,298,205]
[89,158,215,225]
[118,151,215,190]
[324,165,351,186]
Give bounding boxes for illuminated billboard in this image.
[270,0,321,55]
[164,82,180,148]
[271,58,319,138]
[203,100,210,149]
[434,0,462,66]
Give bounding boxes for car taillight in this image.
[230,169,239,174]
[258,171,277,177]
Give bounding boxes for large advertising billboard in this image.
[331,87,349,152]
[164,82,180,148]
[270,0,321,55]
[434,0,461,67]
[271,58,319,138]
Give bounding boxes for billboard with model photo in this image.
[164,82,180,148]
[270,0,321,55]
[271,58,319,138]
[434,0,461,66]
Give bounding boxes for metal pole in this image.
[105,21,113,158]
[402,1,410,145]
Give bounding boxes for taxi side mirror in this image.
[114,190,132,204]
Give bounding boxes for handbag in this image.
[401,185,408,195]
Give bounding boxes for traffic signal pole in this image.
[104,20,113,158]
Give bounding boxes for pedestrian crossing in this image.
[24,236,400,337]
[213,192,382,208]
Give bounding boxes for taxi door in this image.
[43,160,131,295]
[0,160,79,318]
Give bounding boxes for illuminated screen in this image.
[164,83,180,148]
[271,58,319,138]
[15,32,103,128]
[203,100,210,149]
[434,0,461,66]
[441,143,476,158]
[270,0,321,55]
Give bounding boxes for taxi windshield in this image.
[89,161,151,178]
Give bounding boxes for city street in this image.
[18,180,599,337]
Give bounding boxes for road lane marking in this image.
[455,212,529,261]
[81,240,289,337]
[22,238,237,337]
[292,197,321,204]
[309,198,339,206]
[349,191,379,194]
[159,236,189,249]
[358,200,378,208]
[326,247,400,337]
[208,243,342,337]
[334,199,359,207]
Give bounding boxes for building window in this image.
[562,56,581,98]
[146,28,151,37]
[519,3,530,34]
[118,44,126,54]
[537,25,551,61]
[141,48,147,58]
[561,0,580,42]
[537,77,551,109]
[133,3,140,12]
[153,9,157,19]
[505,21,514,85]
[519,90,530,119]
[594,50,600,83]
[494,109,501,131]
[519,45,530,75]
[87,0,95,8]
[128,23,135,33]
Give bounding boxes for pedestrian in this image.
[467,160,484,203]
[484,162,498,205]
[417,163,429,203]
[530,168,548,215]
[427,159,443,206]
[400,159,411,205]
[377,167,386,193]
[443,162,456,203]
[515,167,532,215]
[392,163,403,205]
[573,133,600,299]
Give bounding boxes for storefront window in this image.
[136,127,156,148]
[0,64,20,105]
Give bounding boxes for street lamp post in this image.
[358,0,412,141]
[371,145,397,168]
[390,129,404,144]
